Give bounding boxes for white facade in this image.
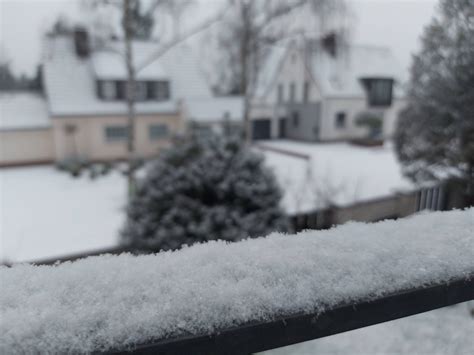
[251,37,406,142]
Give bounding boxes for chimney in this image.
[74,27,89,58]
[321,32,338,58]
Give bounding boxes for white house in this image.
[250,33,406,142]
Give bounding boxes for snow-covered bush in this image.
[122,133,288,251]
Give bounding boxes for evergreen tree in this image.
[395,0,474,201]
[122,133,288,251]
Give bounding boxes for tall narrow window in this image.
[99,81,117,100]
[335,112,346,128]
[277,84,284,103]
[303,81,310,103]
[156,81,170,101]
[289,82,296,102]
[134,82,147,101]
[116,81,126,100]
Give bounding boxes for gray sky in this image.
[0,0,438,77]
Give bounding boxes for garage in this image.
[251,118,271,140]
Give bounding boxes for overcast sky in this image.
[0,0,438,77]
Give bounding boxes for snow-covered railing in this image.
[1,209,473,354]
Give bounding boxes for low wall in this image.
[0,128,55,167]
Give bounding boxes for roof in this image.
[310,44,405,99]
[185,97,244,123]
[0,92,50,130]
[254,41,405,102]
[253,45,288,102]
[43,35,213,117]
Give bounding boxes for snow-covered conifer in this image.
[122,133,288,251]
[395,0,474,202]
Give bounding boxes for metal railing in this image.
[107,275,473,355]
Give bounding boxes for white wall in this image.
[320,97,406,141]
[0,128,55,166]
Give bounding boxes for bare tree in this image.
[85,0,227,197]
[215,0,347,142]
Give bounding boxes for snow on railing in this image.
[1,209,473,354]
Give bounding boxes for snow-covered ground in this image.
[1,209,473,353]
[262,301,474,355]
[0,141,413,262]
[0,166,125,263]
[258,140,414,214]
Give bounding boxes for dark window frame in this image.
[303,81,310,103]
[335,112,346,129]
[360,78,394,107]
[104,125,129,142]
[149,124,169,140]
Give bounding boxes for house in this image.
[250,33,406,142]
[0,92,54,166]
[0,28,244,167]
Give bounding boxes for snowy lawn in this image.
[1,142,413,262]
[258,140,414,214]
[0,166,126,263]
[1,209,473,353]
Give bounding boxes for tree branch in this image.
[135,4,230,73]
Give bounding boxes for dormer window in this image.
[360,78,394,107]
[134,82,147,101]
[99,81,117,101]
[97,80,170,101]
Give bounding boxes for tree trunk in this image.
[124,0,137,197]
[240,3,251,143]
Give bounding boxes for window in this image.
[335,112,346,128]
[193,124,213,138]
[97,80,170,101]
[100,81,117,100]
[156,81,170,101]
[277,84,284,103]
[289,82,296,102]
[134,82,147,101]
[105,126,128,142]
[360,78,394,107]
[303,81,310,103]
[292,111,299,127]
[149,124,169,140]
[116,81,126,100]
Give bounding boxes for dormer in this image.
[96,80,170,102]
[359,77,394,107]
[92,48,171,102]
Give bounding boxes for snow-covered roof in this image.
[310,44,405,99]
[0,92,50,130]
[43,35,212,117]
[185,96,244,123]
[254,45,288,101]
[1,208,473,353]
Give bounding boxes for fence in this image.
[289,184,451,233]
